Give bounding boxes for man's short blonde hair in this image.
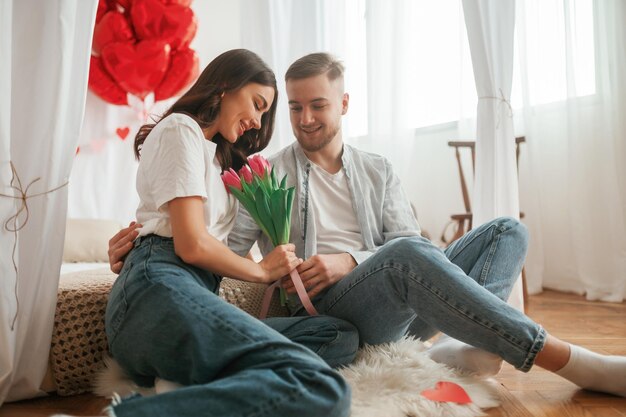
[285,52,345,82]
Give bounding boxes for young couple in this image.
[62,49,626,417]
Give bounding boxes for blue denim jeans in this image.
[105,235,352,417]
[307,217,546,372]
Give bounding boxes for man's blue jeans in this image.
[105,235,353,417]
[308,217,546,372]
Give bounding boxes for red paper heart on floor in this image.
[116,127,130,140]
[420,381,472,404]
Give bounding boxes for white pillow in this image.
[63,218,122,263]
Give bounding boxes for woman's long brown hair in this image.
[134,49,278,171]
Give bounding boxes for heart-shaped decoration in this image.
[131,0,197,50]
[420,381,472,404]
[92,11,135,55]
[101,40,171,99]
[88,56,128,105]
[155,48,199,101]
[164,0,193,6]
[116,126,130,140]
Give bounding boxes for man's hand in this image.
[108,222,142,274]
[283,253,357,298]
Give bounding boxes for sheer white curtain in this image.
[0,0,97,403]
[462,0,524,309]
[518,0,626,301]
[243,0,625,302]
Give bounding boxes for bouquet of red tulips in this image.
[221,155,318,319]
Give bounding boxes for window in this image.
[338,0,596,137]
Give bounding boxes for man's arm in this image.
[380,157,421,239]
[108,222,142,273]
[227,203,264,257]
[343,157,421,265]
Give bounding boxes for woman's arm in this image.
[169,196,301,283]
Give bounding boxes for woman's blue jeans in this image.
[308,217,546,372]
[105,235,352,417]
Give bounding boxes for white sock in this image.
[556,344,626,397]
[427,334,503,377]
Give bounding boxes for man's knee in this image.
[382,236,438,265]
[495,216,529,250]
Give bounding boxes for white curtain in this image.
[518,0,626,301]
[0,0,97,403]
[462,0,524,309]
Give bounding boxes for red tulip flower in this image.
[239,164,254,184]
[221,168,242,193]
[248,154,271,179]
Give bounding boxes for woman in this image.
[68,50,353,417]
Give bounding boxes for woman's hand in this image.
[108,221,142,274]
[258,244,303,283]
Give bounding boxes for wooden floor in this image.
[1,290,625,417]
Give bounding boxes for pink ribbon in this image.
[258,269,318,319]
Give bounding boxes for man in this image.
[227,52,522,376]
[110,53,626,396]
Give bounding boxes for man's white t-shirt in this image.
[308,163,365,255]
[135,113,236,243]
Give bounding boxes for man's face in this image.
[286,73,348,152]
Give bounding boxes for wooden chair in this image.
[444,136,529,308]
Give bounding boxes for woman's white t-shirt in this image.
[135,113,237,243]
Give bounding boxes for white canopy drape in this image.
[462,0,524,309]
[0,0,97,403]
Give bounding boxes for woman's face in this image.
[215,83,275,143]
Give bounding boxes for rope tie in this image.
[478,88,513,128]
[0,162,69,330]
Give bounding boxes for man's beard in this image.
[295,124,341,152]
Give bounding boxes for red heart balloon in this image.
[155,48,199,101]
[131,0,197,50]
[101,40,171,100]
[88,56,128,105]
[92,11,135,55]
[164,0,193,6]
[96,0,109,23]
[420,381,472,404]
[115,0,131,10]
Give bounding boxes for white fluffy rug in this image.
[337,337,499,417]
[95,337,499,417]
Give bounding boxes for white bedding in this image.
[60,262,108,275]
